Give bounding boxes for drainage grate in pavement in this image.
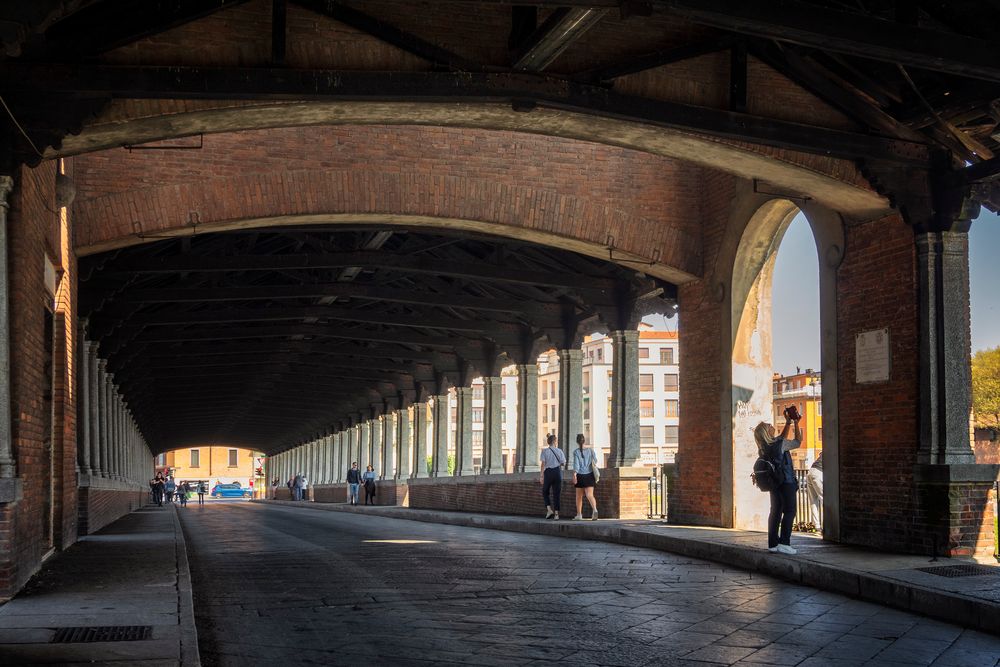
[915,564,1000,578]
[50,626,152,643]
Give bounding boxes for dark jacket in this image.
[346,468,361,484]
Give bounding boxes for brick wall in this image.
[674,171,737,525]
[836,212,923,551]
[71,126,703,277]
[77,486,148,536]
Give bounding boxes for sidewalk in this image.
[0,503,199,665]
[261,500,1000,636]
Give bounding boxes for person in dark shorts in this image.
[572,433,599,520]
[539,434,566,520]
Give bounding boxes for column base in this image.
[914,464,999,558]
[0,478,22,504]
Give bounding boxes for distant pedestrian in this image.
[178,481,190,507]
[539,434,566,520]
[271,478,279,500]
[165,477,176,503]
[572,433,599,521]
[197,482,207,505]
[807,452,824,530]
[292,473,304,501]
[286,476,294,499]
[754,408,802,554]
[300,474,309,501]
[346,462,361,506]
[150,476,165,506]
[362,465,377,505]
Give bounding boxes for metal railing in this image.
[647,465,670,519]
[794,468,821,532]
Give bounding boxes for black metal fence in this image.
[647,465,670,519]
[793,468,821,532]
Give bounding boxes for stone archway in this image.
[724,196,844,537]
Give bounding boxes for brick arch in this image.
[71,125,706,281]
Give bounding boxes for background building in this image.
[772,369,823,467]
[155,446,263,492]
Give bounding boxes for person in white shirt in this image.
[572,434,599,521]
[538,434,567,520]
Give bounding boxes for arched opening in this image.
[729,200,842,537]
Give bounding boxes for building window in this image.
[665,399,679,418]
[640,426,655,444]
[660,348,674,365]
[817,427,823,442]
[155,453,166,466]
[502,384,507,400]
[640,399,654,418]
[190,449,200,468]
[501,432,507,448]
[817,401,822,416]
[639,374,654,392]
[550,405,556,422]
[664,374,679,391]
[542,383,548,399]
[583,403,590,420]
[665,425,679,444]
[501,407,507,422]
[639,346,650,359]
[228,448,238,467]
[473,385,484,400]
[472,431,484,447]
[596,348,602,361]
[450,407,457,422]
[472,408,483,423]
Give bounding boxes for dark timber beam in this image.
[0,64,929,164]
[656,0,1000,84]
[577,35,737,82]
[513,7,607,72]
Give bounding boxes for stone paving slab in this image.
[0,504,199,665]
[258,500,1000,636]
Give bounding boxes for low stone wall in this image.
[77,477,148,536]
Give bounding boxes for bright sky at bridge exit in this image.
[772,210,1000,376]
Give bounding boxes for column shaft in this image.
[412,403,428,478]
[515,364,539,472]
[89,347,101,476]
[382,413,395,479]
[430,395,449,477]
[454,387,474,475]
[369,418,382,477]
[481,377,503,475]
[396,408,412,480]
[610,330,641,467]
[558,349,583,466]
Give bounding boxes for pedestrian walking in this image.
[346,462,361,505]
[300,474,309,501]
[271,478,279,500]
[539,434,566,520]
[754,408,803,554]
[151,475,165,506]
[178,481,189,507]
[362,465,377,505]
[165,477,176,503]
[292,473,304,501]
[197,481,207,505]
[571,433,599,521]
[806,452,824,530]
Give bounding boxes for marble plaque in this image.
[855,328,890,384]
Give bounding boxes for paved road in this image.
[177,503,1000,666]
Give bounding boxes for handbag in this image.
[591,451,601,483]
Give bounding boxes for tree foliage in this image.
[972,346,1000,429]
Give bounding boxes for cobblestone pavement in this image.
[178,503,1000,666]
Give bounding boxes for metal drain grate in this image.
[915,564,1000,578]
[51,626,152,643]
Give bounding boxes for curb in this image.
[256,500,1000,636]
[170,504,201,667]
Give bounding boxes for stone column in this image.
[0,177,14,479]
[609,329,641,468]
[430,395,449,477]
[916,231,976,464]
[88,346,101,477]
[412,403,428,478]
[115,394,124,480]
[481,377,503,475]
[515,364,539,472]
[557,349,583,466]
[381,412,394,479]
[78,333,91,476]
[369,417,382,479]
[396,408,412,480]
[454,387,474,476]
[358,421,370,471]
[331,433,341,482]
[344,427,355,470]
[321,435,331,484]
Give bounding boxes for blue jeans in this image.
[768,483,797,547]
[542,468,562,512]
[349,483,360,504]
[292,487,302,501]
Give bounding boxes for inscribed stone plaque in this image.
[855,328,890,384]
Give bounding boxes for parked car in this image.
[211,483,252,499]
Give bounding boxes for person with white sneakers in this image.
[754,408,802,555]
[538,434,566,520]
[571,433,599,521]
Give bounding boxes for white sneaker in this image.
[572,514,583,521]
[544,507,554,519]
[768,546,779,553]
[776,544,797,555]
[553,512,560,520]
[591,510,598,521]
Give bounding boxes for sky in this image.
[771,209,1000,375]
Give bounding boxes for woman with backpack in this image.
[754,407,802,554]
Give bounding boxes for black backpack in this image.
[751,443,784,492]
